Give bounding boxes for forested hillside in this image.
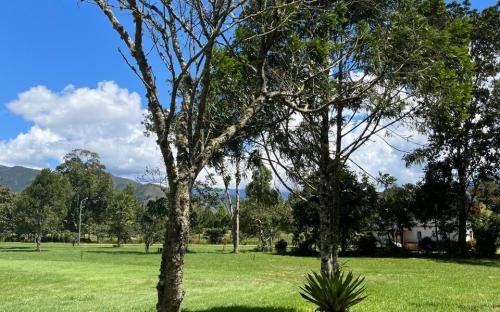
[0,164,164,202]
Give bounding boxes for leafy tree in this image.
[15,169,71,251]
[472,178,500,256]
[291,169,378,254]
[211,143,247,253]
[413,162,459,250]
[476,179,500,214]
[138,197,168,253]
[406,3,499,255]
[471,205,500,257]
[290,191,321,255]
[246,166,280,207]
[56,149,113,240]
[108,184,139,247]
[377,184,417,247]
[338,174,378,253]
[0,185,17,240]
[242,166,291,250]
[262,0,464,275]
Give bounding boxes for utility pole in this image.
[78,197,88,245]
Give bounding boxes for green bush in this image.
[291,238,318,256]
[300,271,367,312]
[472,207,500,257]
[355,233,377,256]
[275,239,288,254]
[418,237,435,253]
[203,228,226,244]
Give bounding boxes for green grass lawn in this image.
[0,243,499,312]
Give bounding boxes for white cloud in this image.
[260,113,427,192]
[1,81,426,189]
[1,81,163,179]
[348,125,427,186]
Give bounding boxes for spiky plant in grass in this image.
[299,271,367,312]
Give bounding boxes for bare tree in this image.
[87,1,305,311]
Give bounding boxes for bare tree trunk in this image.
[457,196,468,255]
[400,227,405,248]
[232,159,241,254]
[232,201,240,253]
[157,180,190,312]
[319,110,334,276]
[330,164,341,275]
[434,203,440,250]
[35,233,42,252]
[457,171,468,256]
[319,201,333,275]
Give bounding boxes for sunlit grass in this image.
[0,242,498,311]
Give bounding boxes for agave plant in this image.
[299,271,367,312]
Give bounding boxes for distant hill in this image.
[0,165,40,193]
[0,164,289,202]
[0,164,164,203]
[111,175,165,202]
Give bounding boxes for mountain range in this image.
[0,164,164,202]
[0,164,288,202]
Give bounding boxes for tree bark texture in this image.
[232,160,241,254]
[457,169,468,256]
[35,233,42,252]
[156,181,190,312]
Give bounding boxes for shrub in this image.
[292,238,318,256]
[355,233,377,256]
[300,271,367,312]
[275,239,288,254]
[472,208,500,257]
[203,228,226,244]
[418,237,435,253]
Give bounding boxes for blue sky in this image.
[0,1,143,140]
[0,0,497,182]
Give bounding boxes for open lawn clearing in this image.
[0,243,498,312]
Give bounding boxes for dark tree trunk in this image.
[318,110,335,276]
[319,204,333,275]
[231,206,240,254]
[457,197,468,255]
[35,233,42,252]
[232,165,241,254]
[330,164,341,275]
[257,219,265,251]
[400,228,404,248]
[457,171,468,256]
[157,180,190,312]
[318,101,343,276]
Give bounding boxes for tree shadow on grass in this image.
[84,250,156,256]
[184,306,297,312]
[410,301,497,311]
[0,246,32,250]
[186,248,257,255]
[429,257,500,268]
[0,246,41,252]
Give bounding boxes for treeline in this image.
[1,149,498,257]
[78,1,500,310]
[0,150,145,251]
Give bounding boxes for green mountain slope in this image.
[0,164,164,202]
[0,165,40,192]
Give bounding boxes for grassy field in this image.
[0,243,499,312]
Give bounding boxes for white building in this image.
[374,222,474,251]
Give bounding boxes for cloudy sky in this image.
[0,1,495,186]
